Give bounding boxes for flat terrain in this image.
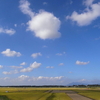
[75,90,100,100]
[0,87,99,100]
[50,90,92,100]
[66,91,92,100]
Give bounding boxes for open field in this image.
[0,88,72,100]
[74,90,100,100]
[0,87,100,100]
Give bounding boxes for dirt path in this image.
[66,91,93,100]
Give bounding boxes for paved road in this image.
[66,91,92,100]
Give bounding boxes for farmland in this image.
[0,88,72,100]
[0,87,100,100]
[74,90,100,100]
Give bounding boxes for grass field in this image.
[0,88,72,100]
[0,87,100,100]
[74,89,100,100]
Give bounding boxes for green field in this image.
[74,89,100,100]
[0,88,72,100]
[0,87,100,100]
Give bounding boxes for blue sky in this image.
[0,0,100,85]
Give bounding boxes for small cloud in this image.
[46,66,54,68]
[69,71,73,74]
[95,37,100,40]
[56,52,66,56]
[14,24,17,27]
[94,24,100,29]
[18,75,29,80]
[76,60,90,65]
[19,0,34,18]
[1,49,21,57]
[70,0,73,4]
[0,65,3,69]
[3,71,11,75]
[10,66,23,69]
[31,52,42,58]
[3,70,19,75]
[43,45,47,48]
[21,23,25,26]
[20,62,26,65]
[4,77,9,80]
[67,0,100,26]
[43,2,47,5]
[79,79,86,82]
[66,16,70,20]
[20,61,41,72]
[59,63,64,66]
[47,56,50,58]
[0,28,15,35]
[37,76,63,80]
[56,53,62,56]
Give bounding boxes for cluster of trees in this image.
[0,84,100,88]
[68,84,100,87]
[0,85,66,88]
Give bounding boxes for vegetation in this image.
[0,87,100,100]
[0,88,71,100]
[0,95,10,100]
[75,90,100,100]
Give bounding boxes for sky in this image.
[0,0,100,85]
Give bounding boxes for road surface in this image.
[66,91,93,100]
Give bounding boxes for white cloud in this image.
[8,75,64,85]
[83,0,94,6]
[20,62,26,65]
[43,2,47,5]
[56,53,63,56]
[27,11,61,39]
[1,49,21,57]
[20,61,41,72]
[20,67,32,72]
[43,45,47,48]
[3,70,19,75]
[0,28,15,35]
[79,79,86,82]
[10,66,23,69]
[70,0,73,4]
[19,0,61,40]
[47,56,50,58]
[21,23,25,26]
[19,0,34,18]
[3,71,11,75]
[14,24,17,27]
[36,76,64,80]
[1,76,100,86]
[67,1,100,26]
[3,77,9,80]
[30,62,41,68]
[18,75,29,80]
[76,60,90,65]
[69,71,73,74]
[31,52,42,58]
[59,63,64,66]
[0,65,3,69]
[46,66,54,68]
[56,52,66,56]
[95,37,100,40]
[94,24,100,29]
